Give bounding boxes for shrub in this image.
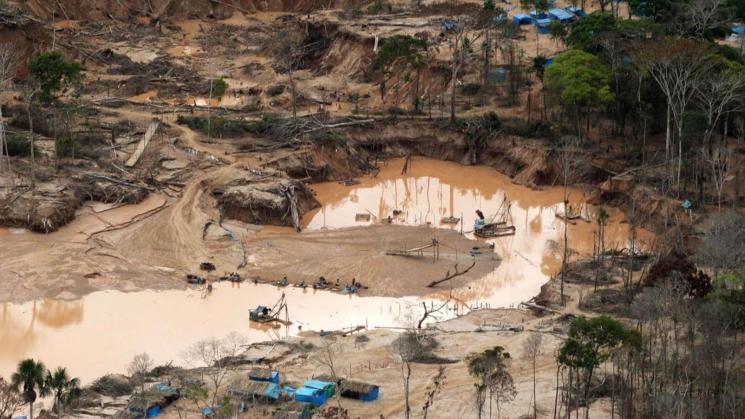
[212,79,228,98]
[55,136,79,158]
[29,51,80,102]
[5,133,31,156]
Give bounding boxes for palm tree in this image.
[46,367,80,417]
[11,359,48,419]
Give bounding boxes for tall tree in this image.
[274,30,307,119]
[0,44,18,182]
[523,333,543,419]
[127,353,153,395]
[544,49,613,138]
[392,331,432,419]
[558,316,640,419]
[373,35,427,111]
[11,359,48,419]
[633,37,712,193]
[556,136,584,305]
[182,333,246,408]
[45,367,80,417]
[466,346,516,419]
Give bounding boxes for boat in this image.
[473,197,516,238]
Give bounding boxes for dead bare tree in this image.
[181,332,247,408]
[22,84,41,194]
[447,21,481,123]
[0,43,18,182]
[694,69,745,147]
[523,333,543,419]
[127,353,153,394]
[392,330,431,419]
[557,135,583,305]
[702,144,731,214]
[315,337,344,413]
[677,0,727,39]
[421,366,446,419]
[273,29,312,119]
[633,37,712,194]
[417,293,453,328]
[0,377,23,419]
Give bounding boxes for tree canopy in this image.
[558,316,641,371]
[29,51,80,102]
[544,49,613,109]
[373,35,427,71]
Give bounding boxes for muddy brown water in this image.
[0,158,650,382]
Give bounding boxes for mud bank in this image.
[343,120,601,187]
[21,0,348,21]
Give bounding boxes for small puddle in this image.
[0,158,650,383]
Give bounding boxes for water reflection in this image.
[0,157,650,383]
[0,285,424,382]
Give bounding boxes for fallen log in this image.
[519,301,562,315]
[125,120,160,167]
[427,260,476,287]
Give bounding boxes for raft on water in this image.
[474,222,516,238]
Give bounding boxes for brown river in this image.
[0,158,650,382]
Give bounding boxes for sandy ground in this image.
[138,277,615,419]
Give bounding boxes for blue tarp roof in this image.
[249,370,280,383]
[295,387,328,406]
[565,5,587,16]
[304,379,335,390]
[530,10,549,19]
[263,383,282,399]
[549,8,574,21]
[732,26,745,35]
[513,13,532,24]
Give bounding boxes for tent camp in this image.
[249,369,280,383]
[535,17,552,33]
[530,10,549,19]
[339,380,380,402]
[303,380,336,398]
[230,380,282,404]
[294,386,328,406]
[549,8,574,22]
[512,13,532,24]
[565,5,587,16]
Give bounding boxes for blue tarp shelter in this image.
[530,10,549,19]
[201,406,214,417]
[549,8,574,22]
[339,381,380,402]
[304,379,336,398]
[535,18,553,33]
[512,13,532,24]
[146,405,161,418]
[295,386,328,406]
[545,56,555,66]
[732,26,745,35]
[249,369,280,383]
[565,5,587,16]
